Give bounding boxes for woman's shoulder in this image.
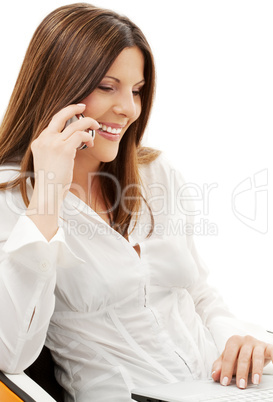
[0,163,20,184]
[139,149,185,187]
[0,164,25,237]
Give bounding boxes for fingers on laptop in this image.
[211,335,272,389]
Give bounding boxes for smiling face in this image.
[77,46,145,167]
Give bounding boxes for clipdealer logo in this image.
[232,169,268,234]
[3,168,269,235]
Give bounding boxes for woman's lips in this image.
[99,122,126,129]
[97,122,126,141]
[97,129,121,142]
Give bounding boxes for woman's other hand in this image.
[211,335,273,389]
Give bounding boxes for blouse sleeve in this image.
[0,176,84,374]
[179,174,273,357]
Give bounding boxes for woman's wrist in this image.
[26,189,60,241]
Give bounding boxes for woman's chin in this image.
[88,149,119,164]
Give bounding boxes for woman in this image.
[0,3,272,401]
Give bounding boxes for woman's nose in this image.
[112,91,138,118]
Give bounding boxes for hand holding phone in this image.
[28,104,99,240]
[30,103,98,201]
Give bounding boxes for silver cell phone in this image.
[65,113,95,150]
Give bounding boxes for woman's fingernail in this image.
[77,103,86,107]
[253,374,260,385]
[221,377,229,386]
[239,378,246,389]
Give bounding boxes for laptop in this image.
[131,375,273,401]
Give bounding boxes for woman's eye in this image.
[98,85,143,96]
[98,86,113,92]
[133,88,143,96]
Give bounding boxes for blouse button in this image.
[39,259,51,272]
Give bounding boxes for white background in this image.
[0,1,272,330]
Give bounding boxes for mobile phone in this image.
[65,113,95,150]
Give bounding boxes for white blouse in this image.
[0,155,272,401]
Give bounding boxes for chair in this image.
[0,346,64,402]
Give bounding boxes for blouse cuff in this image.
[3,215,85,273]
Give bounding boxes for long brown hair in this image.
[0,3,160,236]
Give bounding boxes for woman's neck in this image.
[71,152,101,198]
[71,157,112,225]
